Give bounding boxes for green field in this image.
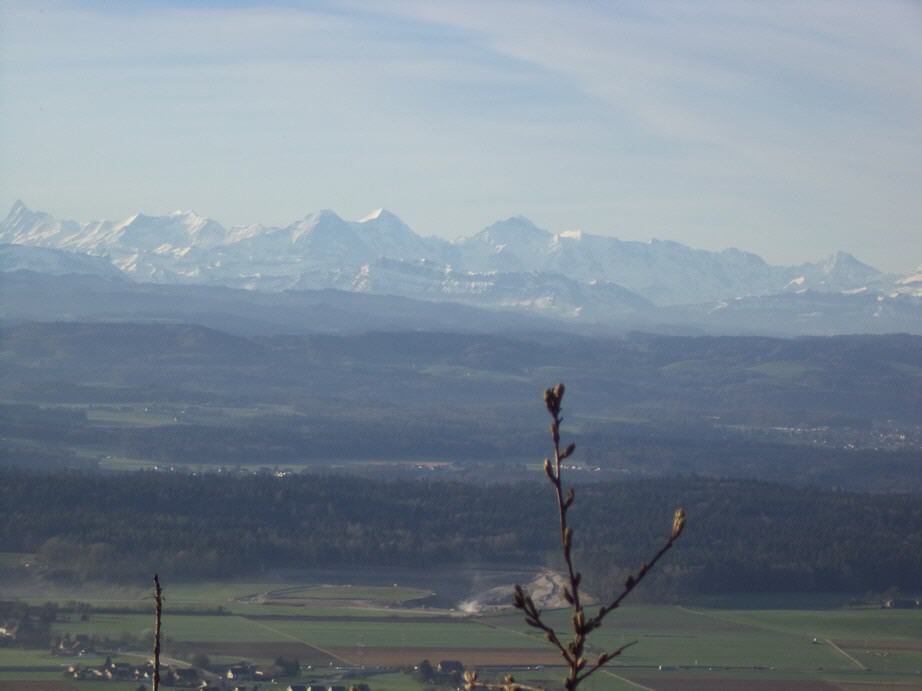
[2,577,921,690]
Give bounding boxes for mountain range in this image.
[2,201,920,334]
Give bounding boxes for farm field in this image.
[2,576,920,690]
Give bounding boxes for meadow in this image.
[1,575,920,691]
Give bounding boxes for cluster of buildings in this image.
[64,659,374,691]
[66,658,156,683]
[230,664,371,691]
[66,659,240,689]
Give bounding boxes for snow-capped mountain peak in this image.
[290,209,346,236]
[1,201,915,316]
[0,201,82,246]
[6,199,29,219]
[3,200,42,227]
[558,229,583,241]
[114,209,228,251]
[0,242,123,278]
[793,250,884,292]
[359,208,387,222]
[357,208,412,232]
[819,250,876,276]
[474,216,551,245]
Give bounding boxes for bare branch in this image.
[587,508,686,632]
[513,585,571,662]
[505,384,686,690]
[574,640,638,684]
[152,574,162,691]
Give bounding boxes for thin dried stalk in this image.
[467,383,687,691]
[153,574,162,691]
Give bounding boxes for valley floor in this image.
[1,573,920,691]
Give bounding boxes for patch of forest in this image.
[2,470,920,598]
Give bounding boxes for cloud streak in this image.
[0,0,919,270]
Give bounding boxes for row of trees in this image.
[2,469,920,594]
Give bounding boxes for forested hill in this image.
[3,322,920,424]
[2,470,920,598]
[3,322,921,490]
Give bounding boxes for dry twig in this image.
[466,384,686,691]
[153,574,162,691]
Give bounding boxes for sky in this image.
[1,0,920,272]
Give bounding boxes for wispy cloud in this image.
[343,0,922,268]
[1,0,919,270]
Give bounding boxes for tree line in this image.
[2,469,920,597]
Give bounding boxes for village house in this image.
[54,634,94,657]
[0,624,18,644]
[172,667,203,687]
[226,663,257,681]
[66,659,152,683]
[105,662,134,680]
[70,666,105,681]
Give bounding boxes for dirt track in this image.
[834,638,922,652]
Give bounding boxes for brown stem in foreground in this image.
[153,574,162,691]
[545,385,585,690]
[467,383,686,691]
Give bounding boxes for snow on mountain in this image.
[347,257,652,320]
[219,208,443,267]
[0,201,227,255]
[785,251,885,294]
[1,200,85,246]
[664,289,922,336]
[449,215,791,303]
[355,208,445,260]
[0,243,123,278]
[2,201,915,323]
[175,208,450,291]
[544,234,781,305]
[117,210,228,251]
[891,265,922,297]
[454,216,554,273]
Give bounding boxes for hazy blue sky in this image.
[1,0,920,271]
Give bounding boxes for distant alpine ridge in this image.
[2,200,920,331]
